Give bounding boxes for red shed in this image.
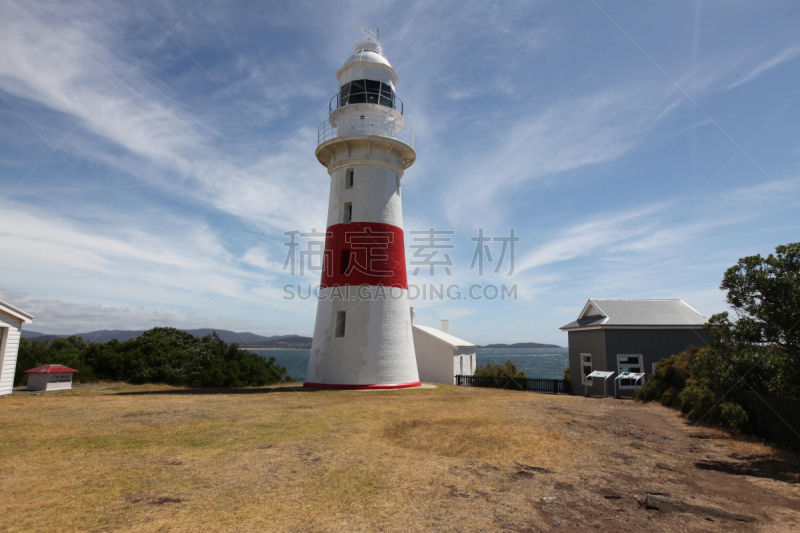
[25,365,78,391]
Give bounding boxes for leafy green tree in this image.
[15,328,292,388]
[704,242,800,398]
[14,336,95,385]
[198,332,290,387]
[636,242,800,433]
[712,242,800,357]
[14,338,47,386]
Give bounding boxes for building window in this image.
[652,362,658,374]
[617,354,643,389]
[340,249,350,274]
[395,174,400,196]
[345,169,354,189]
[335,311,346,337]
[343,202,352,224]
[581,353,592,384]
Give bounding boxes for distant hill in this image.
[20,328,309,347]
[245,336,312,349]
[480,342,562,349]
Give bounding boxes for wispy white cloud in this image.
[0,287,294,335]
[0,0,328,234]
[511,175,800,296]
[726,45,800,90]
[515,204,668,273]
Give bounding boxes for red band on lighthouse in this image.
[320,222,408,289]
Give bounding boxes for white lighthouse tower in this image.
[304,28,420,390]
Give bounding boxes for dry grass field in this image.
[1,383,799,532]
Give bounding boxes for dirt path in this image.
[532,397,800,532]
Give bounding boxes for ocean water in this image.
[254,347,569,383]
[477,348,569,380]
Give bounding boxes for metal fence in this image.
[734,391,800,451]
[318,114,414,148]
[454,375,571,395]
[528,378,572,395]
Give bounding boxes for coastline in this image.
[242,347,309,351]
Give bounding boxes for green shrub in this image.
[474,360,526,378]
[563,366,570,381]
[634,349,697,407]
[680,380,749,432]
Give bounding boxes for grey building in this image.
[559,299,711,396]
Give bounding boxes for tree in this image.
[704,242,800,398]
[715,242,800,356]
[15,328,292,388]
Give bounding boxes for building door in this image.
[617,354,643,389]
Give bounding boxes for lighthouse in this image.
[304,28,420,390]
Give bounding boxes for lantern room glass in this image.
[340,80,396,110]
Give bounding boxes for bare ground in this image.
[0,384,797,532]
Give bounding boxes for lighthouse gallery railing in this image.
[318,113,414,148]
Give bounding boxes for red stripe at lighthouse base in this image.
[303,381,421,390]
[320,222,407,289]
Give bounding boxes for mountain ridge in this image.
[479,342,562,349]
[20,328,310,347]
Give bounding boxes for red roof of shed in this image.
[24,364,78,374]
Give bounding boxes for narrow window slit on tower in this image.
[340,249,350,274]
[335,311,346,337]
[346,168,354,188]
[344,202,352,223]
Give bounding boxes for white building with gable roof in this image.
[412,312,477,385]
[0,299,34,396]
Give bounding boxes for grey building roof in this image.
[559,299,707,331]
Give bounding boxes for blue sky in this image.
[0,0,798,346]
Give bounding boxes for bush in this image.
[634,349,698,407]
[14,328,292,388]
[634,346,754,433]
[563,366,570,381]
[680,381,750,432]
[474,360,526,379]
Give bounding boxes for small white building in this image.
[0,299,34,396]
[25,365,78,391]
[412,314,477,385]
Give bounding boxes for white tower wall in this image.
[305,35,419,390]
[325,163,404,229]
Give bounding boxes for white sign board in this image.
[614,372,646,397]
[584,371,615,397]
